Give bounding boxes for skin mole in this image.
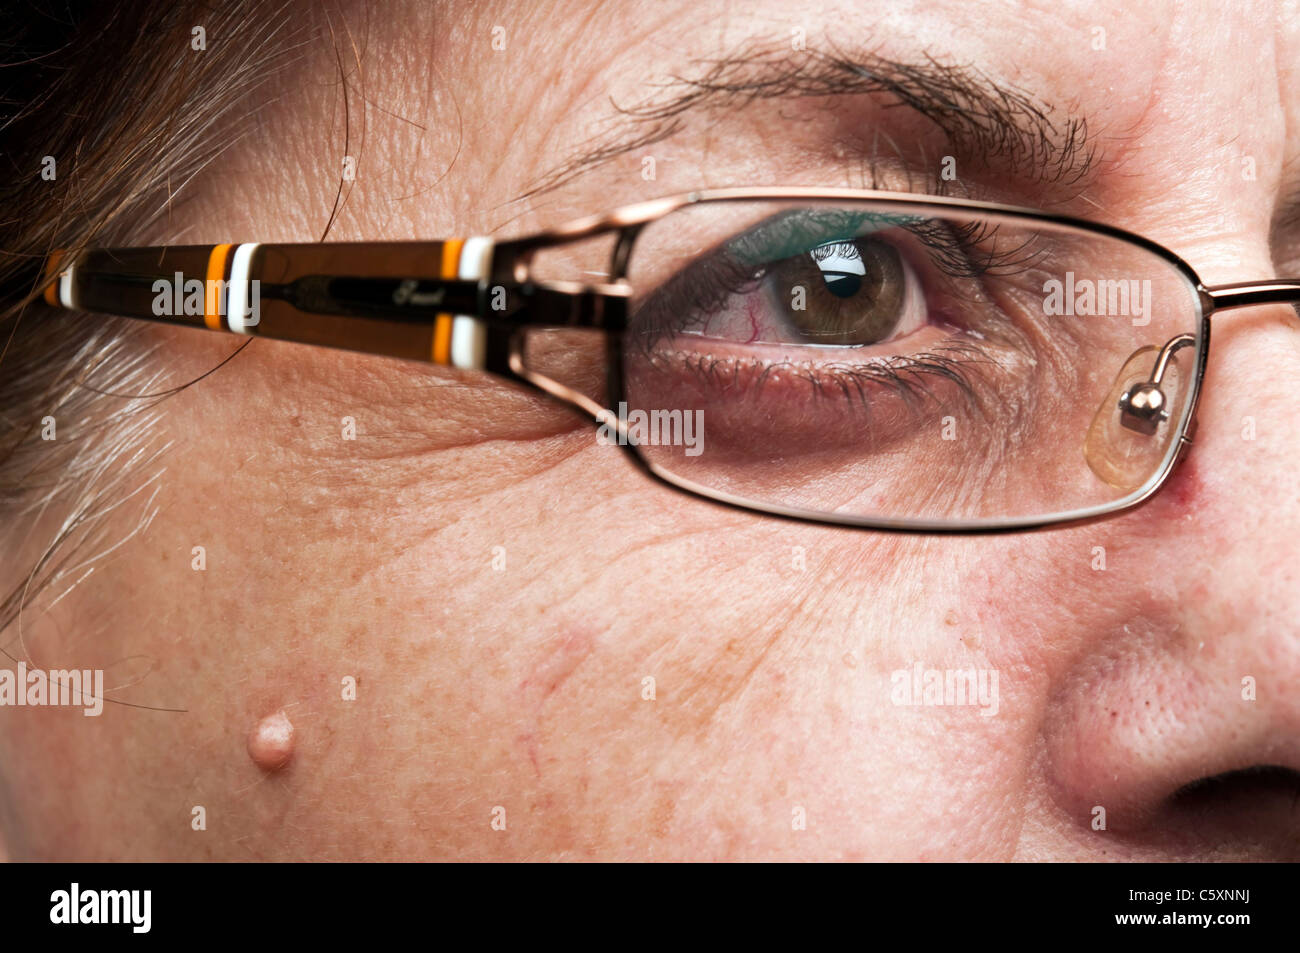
[247,711,295,772]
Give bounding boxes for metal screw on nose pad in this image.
[1117,334,1196,436]
[1118,381,1166,435]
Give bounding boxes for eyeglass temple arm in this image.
[40,239,629,374]
[1205,279,1300,312]
[1114,280,1300,433]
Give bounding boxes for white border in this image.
[450,237,493,369]
[58,259,77,310]
[226,243,261,332]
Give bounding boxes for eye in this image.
[761,237,918,346]
[619,204,1033,461]
[667,228,930,350]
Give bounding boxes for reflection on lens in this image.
[617,198,1202,525]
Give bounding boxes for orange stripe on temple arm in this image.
[432,313,454,363]
[440,239,464,280]
[432,239,464,364]
[204,243,233,330]
[42,249,64,307]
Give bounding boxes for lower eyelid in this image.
[622,331,1030,456]
[651,321,958,364]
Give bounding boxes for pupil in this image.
[811,240,867,299]
[821,272,862,298]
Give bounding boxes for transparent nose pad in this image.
[1084,345,1186,491]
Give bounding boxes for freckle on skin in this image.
[247,710,295,771]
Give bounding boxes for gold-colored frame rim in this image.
[522,187,1217,534]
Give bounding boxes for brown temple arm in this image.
[42,237,628,373]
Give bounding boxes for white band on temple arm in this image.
[450,237,493,369]
[227,243,261,332]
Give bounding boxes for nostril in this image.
[1171,764,1300,808]
[1158,765,1300,858]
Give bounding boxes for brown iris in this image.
[764,238,906,345]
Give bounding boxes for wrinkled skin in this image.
[2,0,1300,860]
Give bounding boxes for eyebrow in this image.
[522,41,1099,201]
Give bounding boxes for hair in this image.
[0,0,312,636]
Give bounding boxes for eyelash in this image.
[656,340,997,411]
[903,218,1042,280]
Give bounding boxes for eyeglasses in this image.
[40,188,1300,532]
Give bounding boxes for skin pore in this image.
[2,0,1300,860]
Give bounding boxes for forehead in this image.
[214,1,1298,253]
[471,6,1283,170]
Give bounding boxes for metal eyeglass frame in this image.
[38,187,1300,534]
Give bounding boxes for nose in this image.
[1043,278,1300,857]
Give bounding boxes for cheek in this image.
[1,413,1106,859]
